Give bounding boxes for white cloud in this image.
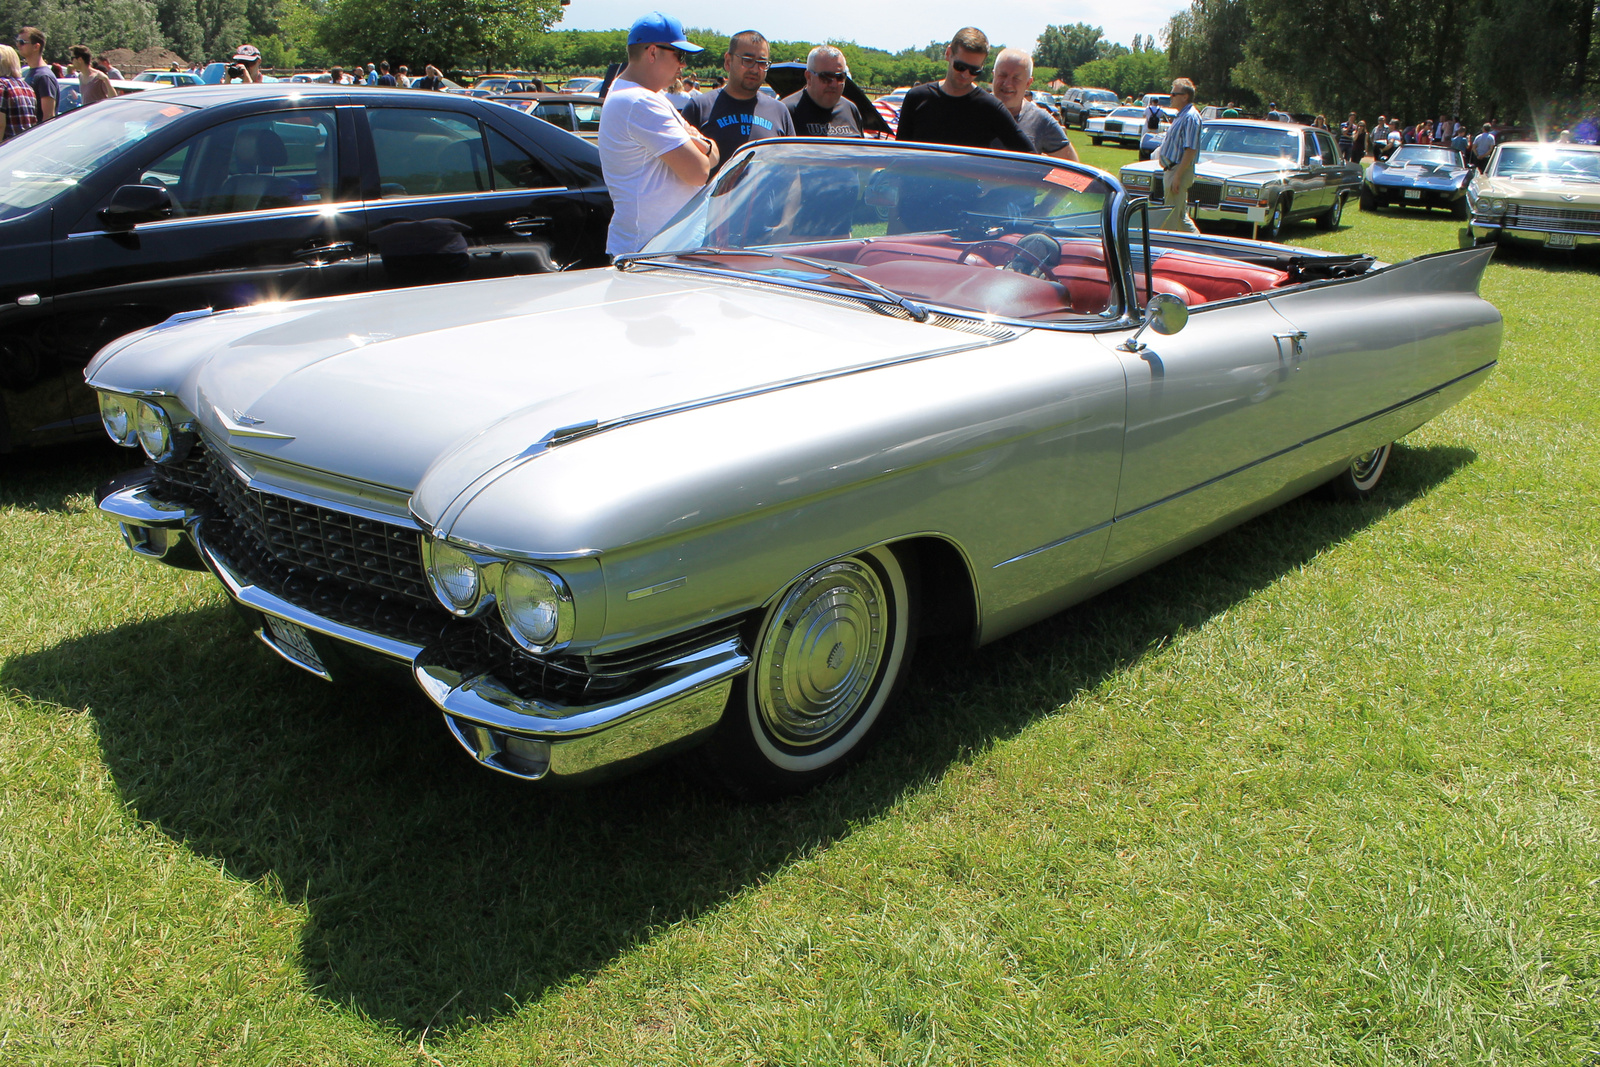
[558,0,1185,57]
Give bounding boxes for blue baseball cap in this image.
[627,12,703,53]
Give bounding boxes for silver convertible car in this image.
[89,140,1501,795]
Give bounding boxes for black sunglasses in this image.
[951,59,986,76]
[812,71,846,84]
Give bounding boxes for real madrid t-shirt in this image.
[682,88,796,170]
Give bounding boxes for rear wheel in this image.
[703,546,916,797]
[1320,443,1392,500]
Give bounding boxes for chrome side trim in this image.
[98,481,195,529]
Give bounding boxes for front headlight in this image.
[424,539,486,616]
[1122,172,1149,189]
[498,563,574,652]
[98,392,136,447]
[134,400,174,461]
[1490,198,1506,212]
[1225,184,1258,200]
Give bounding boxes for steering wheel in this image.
[956,239,1054,276]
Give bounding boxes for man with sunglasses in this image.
[895,28,1031,152]
[598,12,720,256]
[14,27,56,121]
[783,45,863,138]
[682,30,794,170]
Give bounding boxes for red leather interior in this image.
[727,234,1291,319]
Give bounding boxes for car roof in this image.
[1497,139,1600,152]
[1206,118,1313,133]
[103,83,494,109]
[493,92,602,104]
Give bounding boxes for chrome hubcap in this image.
[756,559,887,747]
[1351,444,1390,486]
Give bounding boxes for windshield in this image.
[1491,145,1600,182]
[0,99,195,220]
[1387,146,1460,167]
[1200,125,1299,161]
[637,141,1119,322]
[1086,91,1117,104]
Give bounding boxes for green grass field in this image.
[3,129,1597,1065]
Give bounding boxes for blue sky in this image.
[557,0,1184,56]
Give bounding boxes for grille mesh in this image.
[1508,203,1600,230]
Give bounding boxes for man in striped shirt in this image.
[1155,77,1201,234]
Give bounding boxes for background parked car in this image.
[56,77,151,113]
[562,76,603,94]
[1061,86,1118,129]
[491,92,604,140]
[0,84,610,452]
[1468,140,1600,250]
[1361,145,1473,217]
[131,70,203,86]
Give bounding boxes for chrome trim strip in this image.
[415,635,748,737]
[627,576,687,600]
[67,201,365,238]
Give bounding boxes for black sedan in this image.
[0,85,611,452]
[1360,144,1473,217]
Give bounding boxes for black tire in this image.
[1450,197,1469,220]
[702,546,917,797]
[1317,192,1347,230]
[1359,185,1376,211]
[1319,443,1392,500]
[1261,196,1290,241]
[1091,136,1103,146]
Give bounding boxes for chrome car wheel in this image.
[706,546,914,795]
[1318,193,1346,230]
[1321,443,1392,500]
[1262,196,1289,240]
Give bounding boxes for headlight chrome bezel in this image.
[131,398,196,463]
[423,538,491,617]
[98,391,136,447]
[498,562,576,654]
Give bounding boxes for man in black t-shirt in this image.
[895,27,1031,152]
[681,29,795,171]
[783,45,863,138]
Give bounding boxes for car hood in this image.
[1123,154,1298,182]
[88,268,1005,495]
[1372,162,1470,185]
[1473,174,1600,205]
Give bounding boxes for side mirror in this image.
[100,184,173,229]
[1119,291,1188,352]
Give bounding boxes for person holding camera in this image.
[225,44,262,84]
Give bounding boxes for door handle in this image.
[1273,330,1307,360]
[505,216,553,235]
[294,241,356,263]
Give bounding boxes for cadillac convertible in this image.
[90,140,1502,795]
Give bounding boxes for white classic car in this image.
[90,140,1501,795]
[1088,106,1171,148]
[1120,119,1362,239]
[1468,140,1600,250]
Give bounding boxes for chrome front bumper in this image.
[98,473,747,785]
[1468,218,1600,249]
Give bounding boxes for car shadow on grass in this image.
[0,442,1474,1036]
[0,438,132,513]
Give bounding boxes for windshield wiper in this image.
[616,247,931,323]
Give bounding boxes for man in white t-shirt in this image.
[599,12,720,256]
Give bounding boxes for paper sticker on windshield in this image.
[755,268,830,282]
[160,106,185,117]
[1044,168,1093,191]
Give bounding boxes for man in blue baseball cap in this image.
[598,12,719,255]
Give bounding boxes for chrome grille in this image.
[201,448,433,606]
[1508,203,1600,231]
[1190,183,1223,208]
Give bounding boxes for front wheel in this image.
[702,546,916,797]
[1261,196,1290,241]
[1317,192,1347,230]
[1319,443,1392,500]
[1359,185,1376,211]
[1091,135,1103,145]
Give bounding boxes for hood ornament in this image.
[232,409,265,425]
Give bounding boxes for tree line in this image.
[1163,0,1597,125]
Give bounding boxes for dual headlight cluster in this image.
[98,392,195,463]
[423,539,575,653]
[1121,172,1151,190]
[1225,183,1264,203]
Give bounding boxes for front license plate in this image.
[262,614,329,677]
[1404,189,1422,199]
[1546,231,1577,248]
